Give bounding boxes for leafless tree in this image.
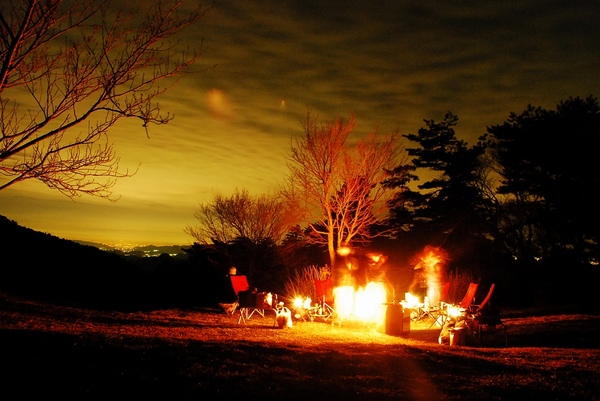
[283,110,407,278]
[185,188,292,245]
[0,0,208,199]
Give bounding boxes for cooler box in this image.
[385,304,411,336]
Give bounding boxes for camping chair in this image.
[308,278,335,321]
[468,284,508,346]
[425,281,451,328]
[473,308,507,346]
[437,282,479,336]
[470,283,495,313]
[429,281,472,326]
[229,275,279,326]
[458,282,479,310]
[437,282,479,344]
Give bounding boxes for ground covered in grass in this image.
[1,295,599,401]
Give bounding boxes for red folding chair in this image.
[229,275,277,325]
[309,278,335,321]
[469,284,508,346]
[459,282,479,310]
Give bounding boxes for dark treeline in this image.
[1,96,598,313]
[187,96,600,311]
[383,95,599,310]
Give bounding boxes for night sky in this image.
[1,0,598,246]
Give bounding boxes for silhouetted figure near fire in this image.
[335,246,370,290]
[334,246,355,288]
[351,255,371,289]
[366,253,388,282]
[408,264,428,301]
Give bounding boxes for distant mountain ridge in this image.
[0,215,161,310]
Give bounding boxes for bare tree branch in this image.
[282,109,408,275]
[0,0,209,199]
[185,188,293,246]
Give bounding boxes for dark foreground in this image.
[1,296,599,401]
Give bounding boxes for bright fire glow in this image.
[333,282,387,325]
[368,253,381,263]
[337,246,352,256]
[402,292,422,308]
[292,245,449,328]
[447,304,463,318]
[293,297,312,309]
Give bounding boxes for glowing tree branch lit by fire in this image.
[283,110,407,287]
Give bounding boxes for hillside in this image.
[0,215,163,310]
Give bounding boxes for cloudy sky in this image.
[1,0,599,246]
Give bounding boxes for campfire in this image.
[402,292,422,308]
[292,282,387,325]
[292,245,449,329]
[333,282,387,323]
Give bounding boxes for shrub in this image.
[283,265,330,302]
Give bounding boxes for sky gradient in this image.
[1,0,599,246]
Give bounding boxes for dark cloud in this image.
[1,0,598,245]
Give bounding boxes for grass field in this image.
[1,295,599,401]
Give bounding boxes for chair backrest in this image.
[230,275,250,296]
[476,283,495,311]
[459,282,479,309]
[315,278,334,304]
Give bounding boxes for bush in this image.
[283,264,330,302]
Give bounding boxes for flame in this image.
[337,246,352,256]
[291,246,449,328]
[402,292,421,308]
[446,304,463,318]
[333,282,387,325]
[293,297,312,310]
[333,286,354,318]
[354,282,387,322]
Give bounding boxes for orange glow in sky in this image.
[1,2,599,246]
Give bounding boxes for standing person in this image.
[220,266,238,314]
[350,254,370,289]
[367,253,388,283]
[409,265,428,301]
